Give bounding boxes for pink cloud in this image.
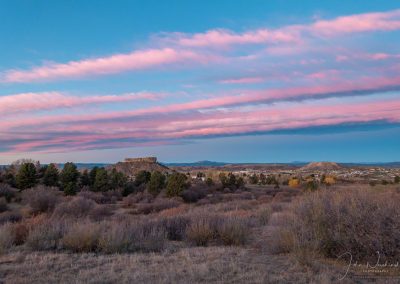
[2,9,400,84]
[0,91,162,114]
[3,97,400,153]
[1,74,399,132]
[219,77,265,84]
[311,9,400,36]
[1,48,214,83]
[175,28,298,47]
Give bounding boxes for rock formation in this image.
[112,157,169,177]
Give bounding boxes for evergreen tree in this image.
[219,173,228,188]
[93,167,109,192]
[227,173,237,188]
[60,162,79,195]
[16,163,37,190]
[64,182,77,196]
[89,167,99,186]
[166,172,190,197]
[147,171,166,196]
[249,174,259,184]
[134,170,151,186]
[109,168,127,189]
[43,163,59,187]
[235,176,245,188]
[80,169,90,188]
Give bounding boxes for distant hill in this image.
[301,162,342,171]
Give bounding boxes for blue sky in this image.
[0,1,399,163]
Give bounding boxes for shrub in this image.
[78,190,106,203]
[88,205,114,221]
[218,217,248,246]
[134,198,180,215]
[12,222,29,245]
[78,190,122,204]
[0,223,14,253]
[181,188,207,203]
[26,219,68,250]
[98,220,166,253]
[186,216,214,246]
[122,192,154,208]
[52,197,95,219]
[62,221,101,252]
[0,198,8,213]
[275,188,400,262]
[257,205,272,225]
[160,216,191,241]
[22,186,59,214]
[0,211,22,225]
[0,183,16,202]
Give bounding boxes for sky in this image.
[1,0,400,164]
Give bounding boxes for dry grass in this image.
[0,247,355,284]
[0,183,397,283]
[271,187,400,263]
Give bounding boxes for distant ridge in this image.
[165,160,228,167]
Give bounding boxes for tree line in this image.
[0,161,191,198]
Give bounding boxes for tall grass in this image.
[271,188,400,263]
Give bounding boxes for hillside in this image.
[300,161,342,171]
[111,157,169,176]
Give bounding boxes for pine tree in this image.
[43,163,59,187]
[147,171,166,196]
[16,163,37,190]
[93,168,109,192]
[60,162,79,195]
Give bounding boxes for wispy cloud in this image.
[219,76,265,84]
[0,91,163,114]
[1,48,215,83]
[2,9,400,83]
[2,97,399,153]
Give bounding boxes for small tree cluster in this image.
[166,172,190,197]
[219,173,244,190]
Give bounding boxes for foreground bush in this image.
[62,221,101,252]
[26,219,69,250]
[218,217,248,246]
[185,215,249,246]
[0,223,14,253]
[0,184,16,202]
[0,211,22,225]
[22,186,60,214]
[273,188,400,262]
[52,197,96,219]
[133,198,180,215]
[98,220,166,253]
[0,198,8,213]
